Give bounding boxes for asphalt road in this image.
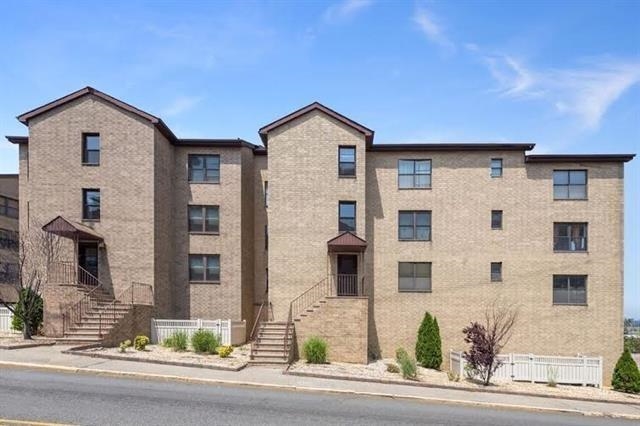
[0,368,635,426]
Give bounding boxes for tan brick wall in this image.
[295,297,368,363]
[153,130,174,318]
[267,111,367,320]
[171,146,244,321]
[240,147,256,338]
[252,155,268,317]
[366,151,624,383]
[24,95,157,297]
[103,305,153,347]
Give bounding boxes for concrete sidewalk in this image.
[1,345,640,420]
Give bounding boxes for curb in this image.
[0,341,57,350]
[61,349,247,372]
[1,360,639,420]
[284,369,640,407]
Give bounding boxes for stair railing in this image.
[250,300,272,342]
[61,265,109,335]
[283,276,332,360]
[98,282,153,337]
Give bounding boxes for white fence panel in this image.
[150,318,246,346]
[449,350,602,387]
[0,307,17,333]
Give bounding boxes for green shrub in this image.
[612,348,640,394]
[134,335,150,351]
[303,337,328,364]
[162,331,188,351]
[191,329,220,354]
[395,347,417,380]
[12,288,43,335]
[386,363,400,374]
[415,312,442,370]
[216,345,234,358]
[625,336,640,353]
[119,339,132,353]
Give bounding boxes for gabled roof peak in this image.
[258,101,374,147]
[16,86,178,143]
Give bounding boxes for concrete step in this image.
[56,337,103,345]
[63,331,105,338]
[247,359,289,366]
[69,324,115,332]
[250,354,288,362]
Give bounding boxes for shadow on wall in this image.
[366,161,383,360]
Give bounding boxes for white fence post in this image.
[197,318,202,329]
[582,356,587,387]
[529,354,534,383]
[509,353,514,380]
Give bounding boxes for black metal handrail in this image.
[61,265,109,334]
[97,282,153,337]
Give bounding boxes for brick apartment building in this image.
[4,87,634,381]
[0,174,19,304]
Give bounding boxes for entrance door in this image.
[337,254,358,296]
[78,242,99,284]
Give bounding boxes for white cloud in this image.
[412,6,455,53]
[323,0,373,23]
[474,49,640,130]
[161,95,203,117]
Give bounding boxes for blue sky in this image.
[0,0,638,315]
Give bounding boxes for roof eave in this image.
[368,143,535,152]
[5,136,28,144]
[525,154,636,163]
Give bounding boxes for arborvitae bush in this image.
[612,348,640,394]
[415,312,442,369]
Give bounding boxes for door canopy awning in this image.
[327,231,367,253]
[42,216,104,241]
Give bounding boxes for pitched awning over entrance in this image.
[42,216,104,241]
[327,231,367,253]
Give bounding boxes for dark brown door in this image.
[337,254,358,296]
[78,242,99,283]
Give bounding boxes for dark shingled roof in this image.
[525,154,635,163]
[327,231,367,253]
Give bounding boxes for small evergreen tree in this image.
[11,288,43,336]
[612,348,640,394]
[427,317,442,369]
[415,312,442,369]
[415,312,433,367]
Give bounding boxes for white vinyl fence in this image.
[0,306,16,333]
[151,319,246,346]
[450,350,603,388]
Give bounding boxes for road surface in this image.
[0,368,635,425]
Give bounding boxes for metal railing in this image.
[334,274,362,296]
[62,277,152,337]
[281,275,367,361]
[61,265,109,334]
[249,300,273,342]
[95,282,153,337]
[48,261,76,285]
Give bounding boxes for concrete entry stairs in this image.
[53,264,154,344]
[250,275,368,365]
[249,321,294,365]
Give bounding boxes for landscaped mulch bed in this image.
[287,359,640,405]
[0,333,56,350]
[71,344,250,371]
